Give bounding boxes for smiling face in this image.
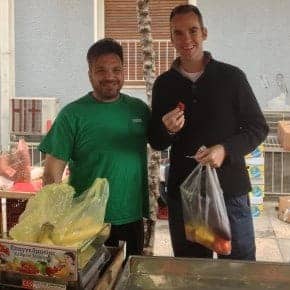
[88,53,124,102]
[170,11,207,71]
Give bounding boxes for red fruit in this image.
[213,237,231,255]
[177,102,185,111]
[0,244,10,255]
[46,266,61,276]
[20,262,39,275]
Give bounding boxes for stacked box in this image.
[278,196,290,223]
[278,121,290,150]
[249,184,264,204]
[246,145,265,217]
[0,225,112,290]
[251,204,264,217]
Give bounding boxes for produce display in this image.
[9,178,109,248]
[0,178,110,287]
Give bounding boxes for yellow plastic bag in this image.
[9,183,74,242]
[10,178,109,248]
[51,178,109,247]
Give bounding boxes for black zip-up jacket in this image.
[148,54,269,199]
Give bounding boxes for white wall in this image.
[198,0,290,109]
[15,0,94,107]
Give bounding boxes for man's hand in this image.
[194,145,226,168]
[162,108,185,133]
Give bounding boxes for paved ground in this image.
[153,198,290,262]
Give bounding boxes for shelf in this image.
[0,190,35,199]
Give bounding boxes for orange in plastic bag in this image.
[184,222,231,255]
[213,236,231,255]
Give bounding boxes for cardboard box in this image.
[250,178,264,185]
[247,165,264,184]
[251,204,264,217]
[278,196,290,223]
[0,238,78,282]
[245,145,264,159]
[95,243,125,290]
[249,184,264,204]
[0,224,111,289]
[246,157,264,166]
[278,121,290,151]
[250,197,264,205]
[0,244,122,290]
[251,184,264,196]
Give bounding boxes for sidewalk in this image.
[153,199,290,262]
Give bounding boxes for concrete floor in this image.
[153,199,290,262]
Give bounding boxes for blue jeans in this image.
[167,193,256,261]
[219,194,256,260]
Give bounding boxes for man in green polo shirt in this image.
[38,38,150,257]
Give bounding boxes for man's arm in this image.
[220,70,269,164]
[42,154,67,185]
[148,78,183,150]
[196,70,268,168]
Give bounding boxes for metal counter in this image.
[115,256,290,290]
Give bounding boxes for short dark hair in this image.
[170,4,204,28]
[87,38,123,67]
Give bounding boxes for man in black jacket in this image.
[148,4,268,260]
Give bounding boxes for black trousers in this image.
[105,219,144,258]
[168,193,256,261]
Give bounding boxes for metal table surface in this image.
[115,255,290,290]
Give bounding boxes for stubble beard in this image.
[93,86,120,102]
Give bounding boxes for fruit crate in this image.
[0,224,111,289]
